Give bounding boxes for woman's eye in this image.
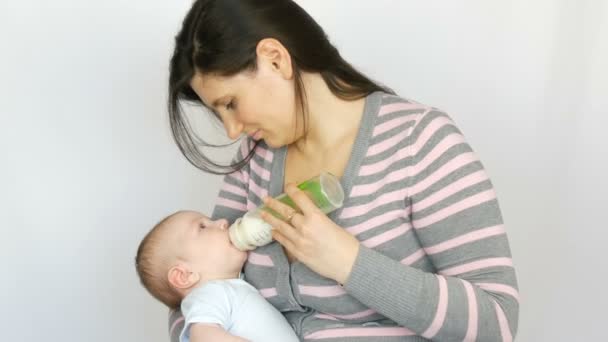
[199,223,206,230]
[225,100,235,111]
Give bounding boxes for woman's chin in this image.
[262,137,278,148]
[263,135,291,149]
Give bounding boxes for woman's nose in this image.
[224,117,244,140]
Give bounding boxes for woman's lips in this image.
[250,130,262,140]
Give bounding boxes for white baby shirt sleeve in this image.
[179,282,235,342]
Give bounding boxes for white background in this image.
[1,0,606,341]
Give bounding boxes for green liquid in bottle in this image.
[256,172,343,220]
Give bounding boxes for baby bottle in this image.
[228,171,345,251]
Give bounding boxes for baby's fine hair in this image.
[135,212,183,309]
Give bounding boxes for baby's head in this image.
[135,210,248,308]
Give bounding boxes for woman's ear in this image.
[168,263,200,290]
[256,38,294,79]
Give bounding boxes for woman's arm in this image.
[265,110,518,341]
[344,110,518,341]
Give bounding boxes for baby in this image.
[135,210,298,342]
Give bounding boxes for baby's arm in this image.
[189,323,249,342]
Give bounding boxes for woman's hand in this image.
[260,184,360,285]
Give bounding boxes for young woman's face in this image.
[189,60,300,148]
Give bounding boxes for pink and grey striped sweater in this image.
[168,91,519,341]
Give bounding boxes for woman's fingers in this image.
[262,183,322,221]
[284,184,318,216]
[263,195,299,222]
[260,210,299,242]
[270,229,297,254]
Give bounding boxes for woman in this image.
[167,0,519,341]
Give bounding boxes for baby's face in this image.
[168,211,247,279]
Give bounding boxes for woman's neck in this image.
[292,72,366,158]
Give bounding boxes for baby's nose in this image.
[214,219,229,230]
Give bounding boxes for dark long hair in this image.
[168,0,393,174]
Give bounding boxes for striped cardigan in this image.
[168,91,519,341]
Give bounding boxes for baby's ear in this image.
[167,263,200,289]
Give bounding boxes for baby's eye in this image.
[199,223,206,230]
